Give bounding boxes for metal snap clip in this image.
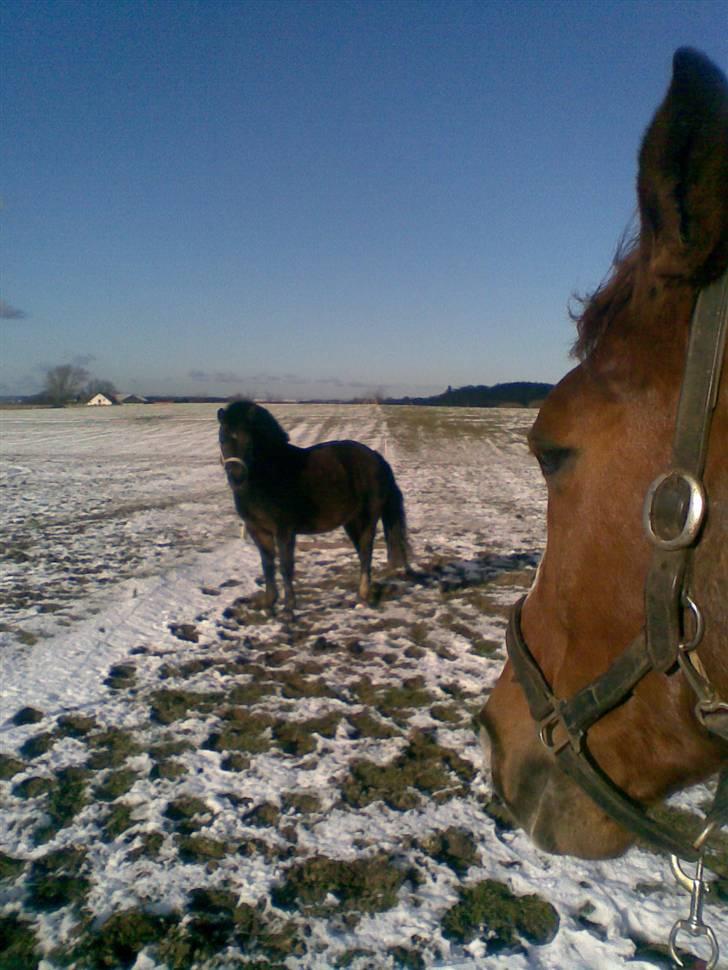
[669,855,720,969]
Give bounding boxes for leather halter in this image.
[506,265,728,862]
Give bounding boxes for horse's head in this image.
[481,49,728,860]
[218,400,290,485]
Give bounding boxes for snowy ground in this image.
[0,403,725,969]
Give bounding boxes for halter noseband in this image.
[221,455,247,471]
[506,265,728,865]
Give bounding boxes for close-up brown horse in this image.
[481,47,727,866]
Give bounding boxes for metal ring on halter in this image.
[642,470,706,551]
[679,594,705,652]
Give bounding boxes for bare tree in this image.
[85,378,118,400]
[43,365,89,406]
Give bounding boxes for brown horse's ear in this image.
[637,48,728,283]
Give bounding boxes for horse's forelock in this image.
[220,399,256,430]
[570,242,640,361]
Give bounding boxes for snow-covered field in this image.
[0,403,725,969]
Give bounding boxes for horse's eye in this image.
[535,446,574,477]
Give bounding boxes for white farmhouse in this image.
[86,393,114,407]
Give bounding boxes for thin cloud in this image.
[190,370,315,386]
[189,369,247,384]
[187,370,416,394]
[0,299,27,320]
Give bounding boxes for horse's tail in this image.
[380,457,409,571]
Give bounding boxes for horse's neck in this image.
[251,442,301,472]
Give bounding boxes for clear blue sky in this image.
[1,0,726,400]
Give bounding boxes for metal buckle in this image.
[538,709,579,755]
[643,470,706,551]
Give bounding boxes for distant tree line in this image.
[384,381,554,408]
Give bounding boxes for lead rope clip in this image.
[669,855,720,969]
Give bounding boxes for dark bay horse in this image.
[218,401,409,611]
[481,47,728,873]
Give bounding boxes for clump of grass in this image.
[0,754,25,780]
[430,703,463,724]
[0,914,40,968]
[469,638,502,658]
[227,680,274,705]
[204,708,273,755]
[441,878,559,948]
[12,776,55,799]
[272,713,341,756]
[351,677,434,720]
[272,854,406,915]
[282,791,322,814]
[342,731,474,810]
[11,707,44,726]
[480,795,517,834]
[154,887,302,966]
[69,909,177,968]
[87,728,141,769]
[56,713,98,738]
[0,851,24,881]
[19,732,55,759]
[103,803,136,840]
[27,846,89,911]
[104,662,137,690]
[93,768,139,802]
[422,827,480,874]
[247,802,280,827]
[346,710,399,740]
[165,796,210,824]
[388,946,426,969]
[150,689,222,725]
[151,759,186,781]
[149,740,193,781]
[35,766,89,843]
[220,752,250,772]
[278,670,336,700]
[178,835,229,864]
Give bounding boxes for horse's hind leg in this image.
[276,530,297,612]
[346,518,375,603]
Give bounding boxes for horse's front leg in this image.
[276,529,297,612]
[247,525,278,611]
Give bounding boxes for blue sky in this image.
[1,0,726,400]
